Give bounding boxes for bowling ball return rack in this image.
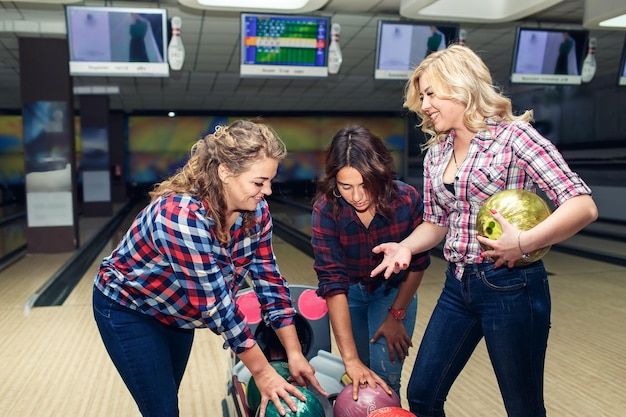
[222,285,345,417]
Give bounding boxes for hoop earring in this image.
[333,188,341,198]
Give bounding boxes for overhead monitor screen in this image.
[374,21,459,80]
[510,27,589,85]
[240,13,330,78]
[66,5,169,77]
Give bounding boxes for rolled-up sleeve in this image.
[311,202,350,298]
[250,208,295,331]
[512,122,592,205]
[151,201,255,354]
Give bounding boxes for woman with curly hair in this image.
[93,119,325,417]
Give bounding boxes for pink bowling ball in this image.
[333,384,401,417]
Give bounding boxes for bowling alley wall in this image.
[1,107,625,222]
[126,115,406,187]
[0,113,406,195]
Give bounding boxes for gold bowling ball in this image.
[476,189,552,265]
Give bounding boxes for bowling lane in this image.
[0,204,27,270]
[267,197,312,236]
[0,203,25,223]
[266,197,316,260]
[28,197,145,307]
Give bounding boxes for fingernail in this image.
[490,209,497,214]
[370,339,374,343]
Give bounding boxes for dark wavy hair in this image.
[314,125,399,219]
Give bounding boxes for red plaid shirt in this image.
[312,181,430,297]
[95,194,294,354]
[424,119,592,278]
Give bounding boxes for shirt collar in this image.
[338,198,360,228]
[337,197,388,228]
[446,118,501,151]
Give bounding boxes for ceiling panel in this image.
[0,0,624,114]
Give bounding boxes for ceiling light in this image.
[182,0,328,12]
[583,0,626,29]
[197,0,306,8]
[400,0,565,23]
[599,14,626,28]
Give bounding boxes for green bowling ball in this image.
[476,189,552,266]
[247,361,292,413]
[256,386,325,417]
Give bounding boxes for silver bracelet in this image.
[518,231,531,261]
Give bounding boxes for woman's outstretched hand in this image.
[370,243,412,279]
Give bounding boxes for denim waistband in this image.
[448,260,542,277]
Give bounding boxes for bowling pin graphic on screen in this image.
[458,29,467,46]
[581,37,597,83]
[168,16,185,71]
[328,23,342,74]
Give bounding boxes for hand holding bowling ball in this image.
[476,189,552,266]
[247,361,292,413]
[259,386,326,417]
[333,383,401,417]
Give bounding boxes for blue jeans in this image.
[93,287,195,417]
[348,282,418,397]
[407,262,550,417]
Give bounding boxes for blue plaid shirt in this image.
[95,194,294,354]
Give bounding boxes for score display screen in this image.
[240,13,329,78]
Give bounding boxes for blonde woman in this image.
[371,46,597,416]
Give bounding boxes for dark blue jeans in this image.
[93,288,195,417]
[407,262,550,417]
[348,283,418,398]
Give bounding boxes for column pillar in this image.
[19,37,78,253]
[109,111,128,203]
[79,95,113,216]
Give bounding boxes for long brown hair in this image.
[150,119,286,244]
[315,125,398,219]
